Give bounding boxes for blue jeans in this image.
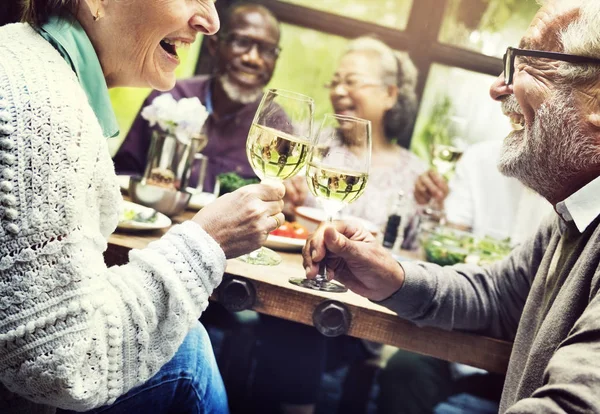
[58,322,229,414]
[434,393,499,414]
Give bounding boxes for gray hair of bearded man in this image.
[536,0,600,85]
[344,37,419,149]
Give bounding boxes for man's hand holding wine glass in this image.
[302,220,405,302]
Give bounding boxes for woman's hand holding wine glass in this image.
[193,182,285,259]
[239,88,315,265]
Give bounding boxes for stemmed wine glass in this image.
[289,114,371,292]
[422,116,466,226]
[238,88,315,266]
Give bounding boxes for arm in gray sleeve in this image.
[505,274,600,413]
[378,216,557,340]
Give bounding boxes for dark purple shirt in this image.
[113,76,259,193]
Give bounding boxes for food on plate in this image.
[121,208,158,224]
[146,167,177,189]
[270,221,309,240]
[423,226,512,266]
[217,172,260,195]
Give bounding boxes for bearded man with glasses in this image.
[114,2,281,194]
[302,1,600,413]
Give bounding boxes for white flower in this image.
[141,93,209,145]
[141,93,175,127]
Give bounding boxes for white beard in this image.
[218,74,263,104]
[498,91,600,201]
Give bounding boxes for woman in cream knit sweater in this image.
[0,0,285,413]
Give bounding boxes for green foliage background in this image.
[108,0,539,161]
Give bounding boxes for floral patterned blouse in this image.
[306,145,427,230]
[343,147,427,229]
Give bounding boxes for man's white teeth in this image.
[163,39,191,50]
[237,71,258,80]
[509,114,525,131]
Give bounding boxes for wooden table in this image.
[107,210,513,374]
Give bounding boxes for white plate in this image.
[188,191,217,210]
[263,234,306,251]
[118,200,172,231]
[116,175,130,192]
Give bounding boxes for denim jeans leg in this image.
[434,393,499,414]
[57,322,229,414]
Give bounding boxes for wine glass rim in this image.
[325,113,370,124]
[267,88,315,102]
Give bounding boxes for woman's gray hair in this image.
[344,37,419,148]
[19,0,79,28]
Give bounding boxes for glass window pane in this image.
[267,24,349,122]
[439,0,539,57]
[281,0,413,30]
[411,64,511,164]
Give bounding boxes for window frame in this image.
[195,0,506,146]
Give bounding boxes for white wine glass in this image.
[431,144,463,180]
[290,114,371,292]
[238,89,315,266]
[430,116,466,180]
[422,116,466,226]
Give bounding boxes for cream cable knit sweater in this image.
[0,23,227,412]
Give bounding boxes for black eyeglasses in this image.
[221,33,281,60]
[503,46,600,85]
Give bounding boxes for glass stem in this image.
[245,177,281,261]
[315,214,333,287]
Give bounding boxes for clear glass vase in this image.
[143,130,208,192]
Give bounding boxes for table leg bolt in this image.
[313,300,352,337]
[218,277,256,312]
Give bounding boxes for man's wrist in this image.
[372,259,406,303]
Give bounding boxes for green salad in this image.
[217,172,260,195]
[423,227,513,266]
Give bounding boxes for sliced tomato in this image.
[271,222,293,238]
[292,227,308,239]
[290,222,309,239]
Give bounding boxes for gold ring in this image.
[272,215,282,229]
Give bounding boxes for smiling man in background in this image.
[113,2,281,193]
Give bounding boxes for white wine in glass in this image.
[305,163,368,211]
[246,124,311,180]
[290,114,371,293]
[238,89,314,266]
[421,117,466,231]
[431,144,463,179]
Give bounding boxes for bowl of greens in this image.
[216,172,260,196]
[422,226,513,266]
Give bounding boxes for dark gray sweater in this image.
[381,214,600,413]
